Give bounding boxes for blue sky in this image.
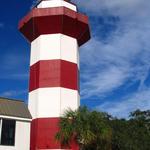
[0,0,150,118]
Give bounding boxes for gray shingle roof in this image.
[0,97,32,119]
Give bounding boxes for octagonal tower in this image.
[19,0,90,149]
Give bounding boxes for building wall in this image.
[0,120,30,150]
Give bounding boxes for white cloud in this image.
[96,88,150,118]
[0,23,4,28]
[81,65,128,99]
[71,0,150,116]
[0,52,29,80]
[1,53,27,70]
[80,25,150,99]
[0,73,28,80]
[0,90,27,97]
[73,0,150,20]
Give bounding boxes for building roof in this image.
[0,97,32,119]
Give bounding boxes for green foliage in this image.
[56,108,150,150]
[56,106,112,150]
[110,109,150,150]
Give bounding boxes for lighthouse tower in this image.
[19,0,90,149]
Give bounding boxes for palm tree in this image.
[56,107,112,150]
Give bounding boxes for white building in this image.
[0,97,32,150]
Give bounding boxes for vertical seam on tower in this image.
[60,34,62,117]
[60,10,64,117]
[32,10,38,119]
[78,43,80,107]
[60,31,62,117]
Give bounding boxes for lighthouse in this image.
[19,0,90,149]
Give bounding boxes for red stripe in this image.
[30,118,79,150]
[29,60,79,92]
[19,7,90,46]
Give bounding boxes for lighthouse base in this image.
[30,118,79,150]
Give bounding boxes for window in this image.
[0,119,16,146]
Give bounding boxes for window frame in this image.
[0,119,2,144]
[0,118,16,146]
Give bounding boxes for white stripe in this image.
[37,0,77,11]
[29,87,80,119]
[30,34,79,66]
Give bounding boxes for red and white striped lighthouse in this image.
[19,0,90,149]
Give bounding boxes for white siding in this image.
[15,121,30,150]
